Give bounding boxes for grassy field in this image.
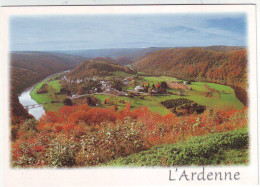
[188,81,244,110]
[94,94,171,115]
[94,76,244,115]
[143,76,180,84]
[105,128,248,166]
[142,76,243,111]
[31,74,244,114]
[113,71,132,76]
[30,77,66,112]
[48,80,61,93]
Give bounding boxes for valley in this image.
[26,62,243,118]
[10,46,248,168]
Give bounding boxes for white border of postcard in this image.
[0,3,259,187]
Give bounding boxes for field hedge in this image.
[161,98,193,109]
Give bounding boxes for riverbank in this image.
[30,72,67,113]
[18,87,45,120]
[18,71,68,119]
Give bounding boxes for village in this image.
[60,73,192,100]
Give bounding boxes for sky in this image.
[9,13,247,51]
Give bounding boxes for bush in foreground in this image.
[11,104,248,167]
[106,128,248,167]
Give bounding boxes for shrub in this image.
[46,135,79,167]
[20,119,38,132]
[205,92,213,97]
[162,98,206,116]
[11,104,248,167]
[11,134,48,167]
[36,84,48,94]
[161,98,192,109]
[107,128,248,166]
[63,98,73,106]
[75,119,147,166]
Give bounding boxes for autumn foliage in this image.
[133,48,247,90]
[11,104,247,168]
[67,58,134,80]
[10,51,88,124]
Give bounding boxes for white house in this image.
[134,85,145,92]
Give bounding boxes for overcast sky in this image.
[10,13,247,51]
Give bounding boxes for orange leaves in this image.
[41,111,59,123]
[68,110,87,124]
[11,102,248,167]
[84,108,118,125]
[55,125,63,133]
[155,83,161,88]
[134,48,247,91]
[58,105,78,121]
[63,123,77,133]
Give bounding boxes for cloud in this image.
[10,13,247,51]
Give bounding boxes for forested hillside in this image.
[10,51,88,124]
[67,57,135,80]
[133,48,247,105]
[134,48,247,89]
[201,45,244,52]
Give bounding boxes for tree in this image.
[78,86,88,95]
[161,81,168,89]
[86,96,92,105]
[112,79,124,91]
[128,91,134,98]
[148,88,153,96]
[104,98,109,104]
[49,85,58,99]
[113,105,118,112]
[63,98,73,106]
[66,90,72,96]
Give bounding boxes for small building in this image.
[134,85,145,92]
[105,88,111,93]
[151,88,159,94]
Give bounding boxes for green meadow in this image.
[30,74,244,115]
[188,81,244,110]
[95,94,171,115]
[143,76,180,84]
[30,76,66,112]
[95,76,244,115]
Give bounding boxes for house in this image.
[134,85,145,92]
[151,88,159,94]
[76,79,83,84]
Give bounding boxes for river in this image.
[18,71,69,120]
[18,86,45,120]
